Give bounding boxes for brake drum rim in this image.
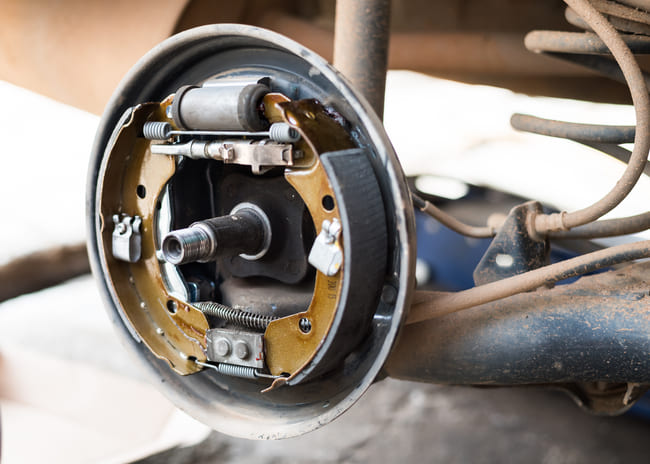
[87,24,416,439]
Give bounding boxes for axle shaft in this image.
[162,204,271,265]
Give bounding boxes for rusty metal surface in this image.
[617,0,650,11]
[511,113,635,143]
[588,0,650,26]
[333,0,391,119]
[566,5,650,35]
[412,194,496,238]
[563,382,648,414]
[261,13,594,77]
[406,239,650,324]
[551,210,650,239]
[512,2,650,242]
[387,260,650,385]
[262,11,635,102]
[525,31,650,55]
[473,202,548,286]
[523,0,650,234]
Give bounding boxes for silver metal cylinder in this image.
[149,139,211,158]
[162,225,214,265]
[161,205,272,265]
[171,81,270,132]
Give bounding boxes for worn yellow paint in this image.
[98,97,209,375]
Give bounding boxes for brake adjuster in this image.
[89,25,414,438]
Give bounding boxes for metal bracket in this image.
[206,327,265,369]
[111,214,142,263]
[473,201,549,286]
[150,140,294,175]
[308,218,343,276]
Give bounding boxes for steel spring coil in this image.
[213,363,258,379]
[193,301,278,330]
[143,121,173,140]
[268,122,300,143]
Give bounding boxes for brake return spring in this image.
[192,301,278,330]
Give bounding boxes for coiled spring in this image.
[194,360,281,380]
[268,122,300,142]
[212,362,258,379]
[142,121,300,143]
[194,359,259,379]
[143,121,172,139]
[193,301,278,330]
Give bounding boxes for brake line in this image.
[406,239,650,324]
[412,194,497,238]
[529,0,650,234]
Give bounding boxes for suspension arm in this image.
[386,261,650,385]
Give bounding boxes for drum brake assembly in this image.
[88,25,415,439]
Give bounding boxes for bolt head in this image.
[299,317,312,334]
[116,222,127,234]
[215,338,231,357]
[234,341,250,360]
[381,285,397,305]
[219,145,235,160]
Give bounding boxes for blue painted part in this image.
[627,395,650,420]
[415,211,597,290]
[415,211,490,290]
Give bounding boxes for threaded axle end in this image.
[162,226,213,265]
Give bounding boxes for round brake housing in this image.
[87,25,415,439]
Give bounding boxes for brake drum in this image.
[87,24,415,439]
